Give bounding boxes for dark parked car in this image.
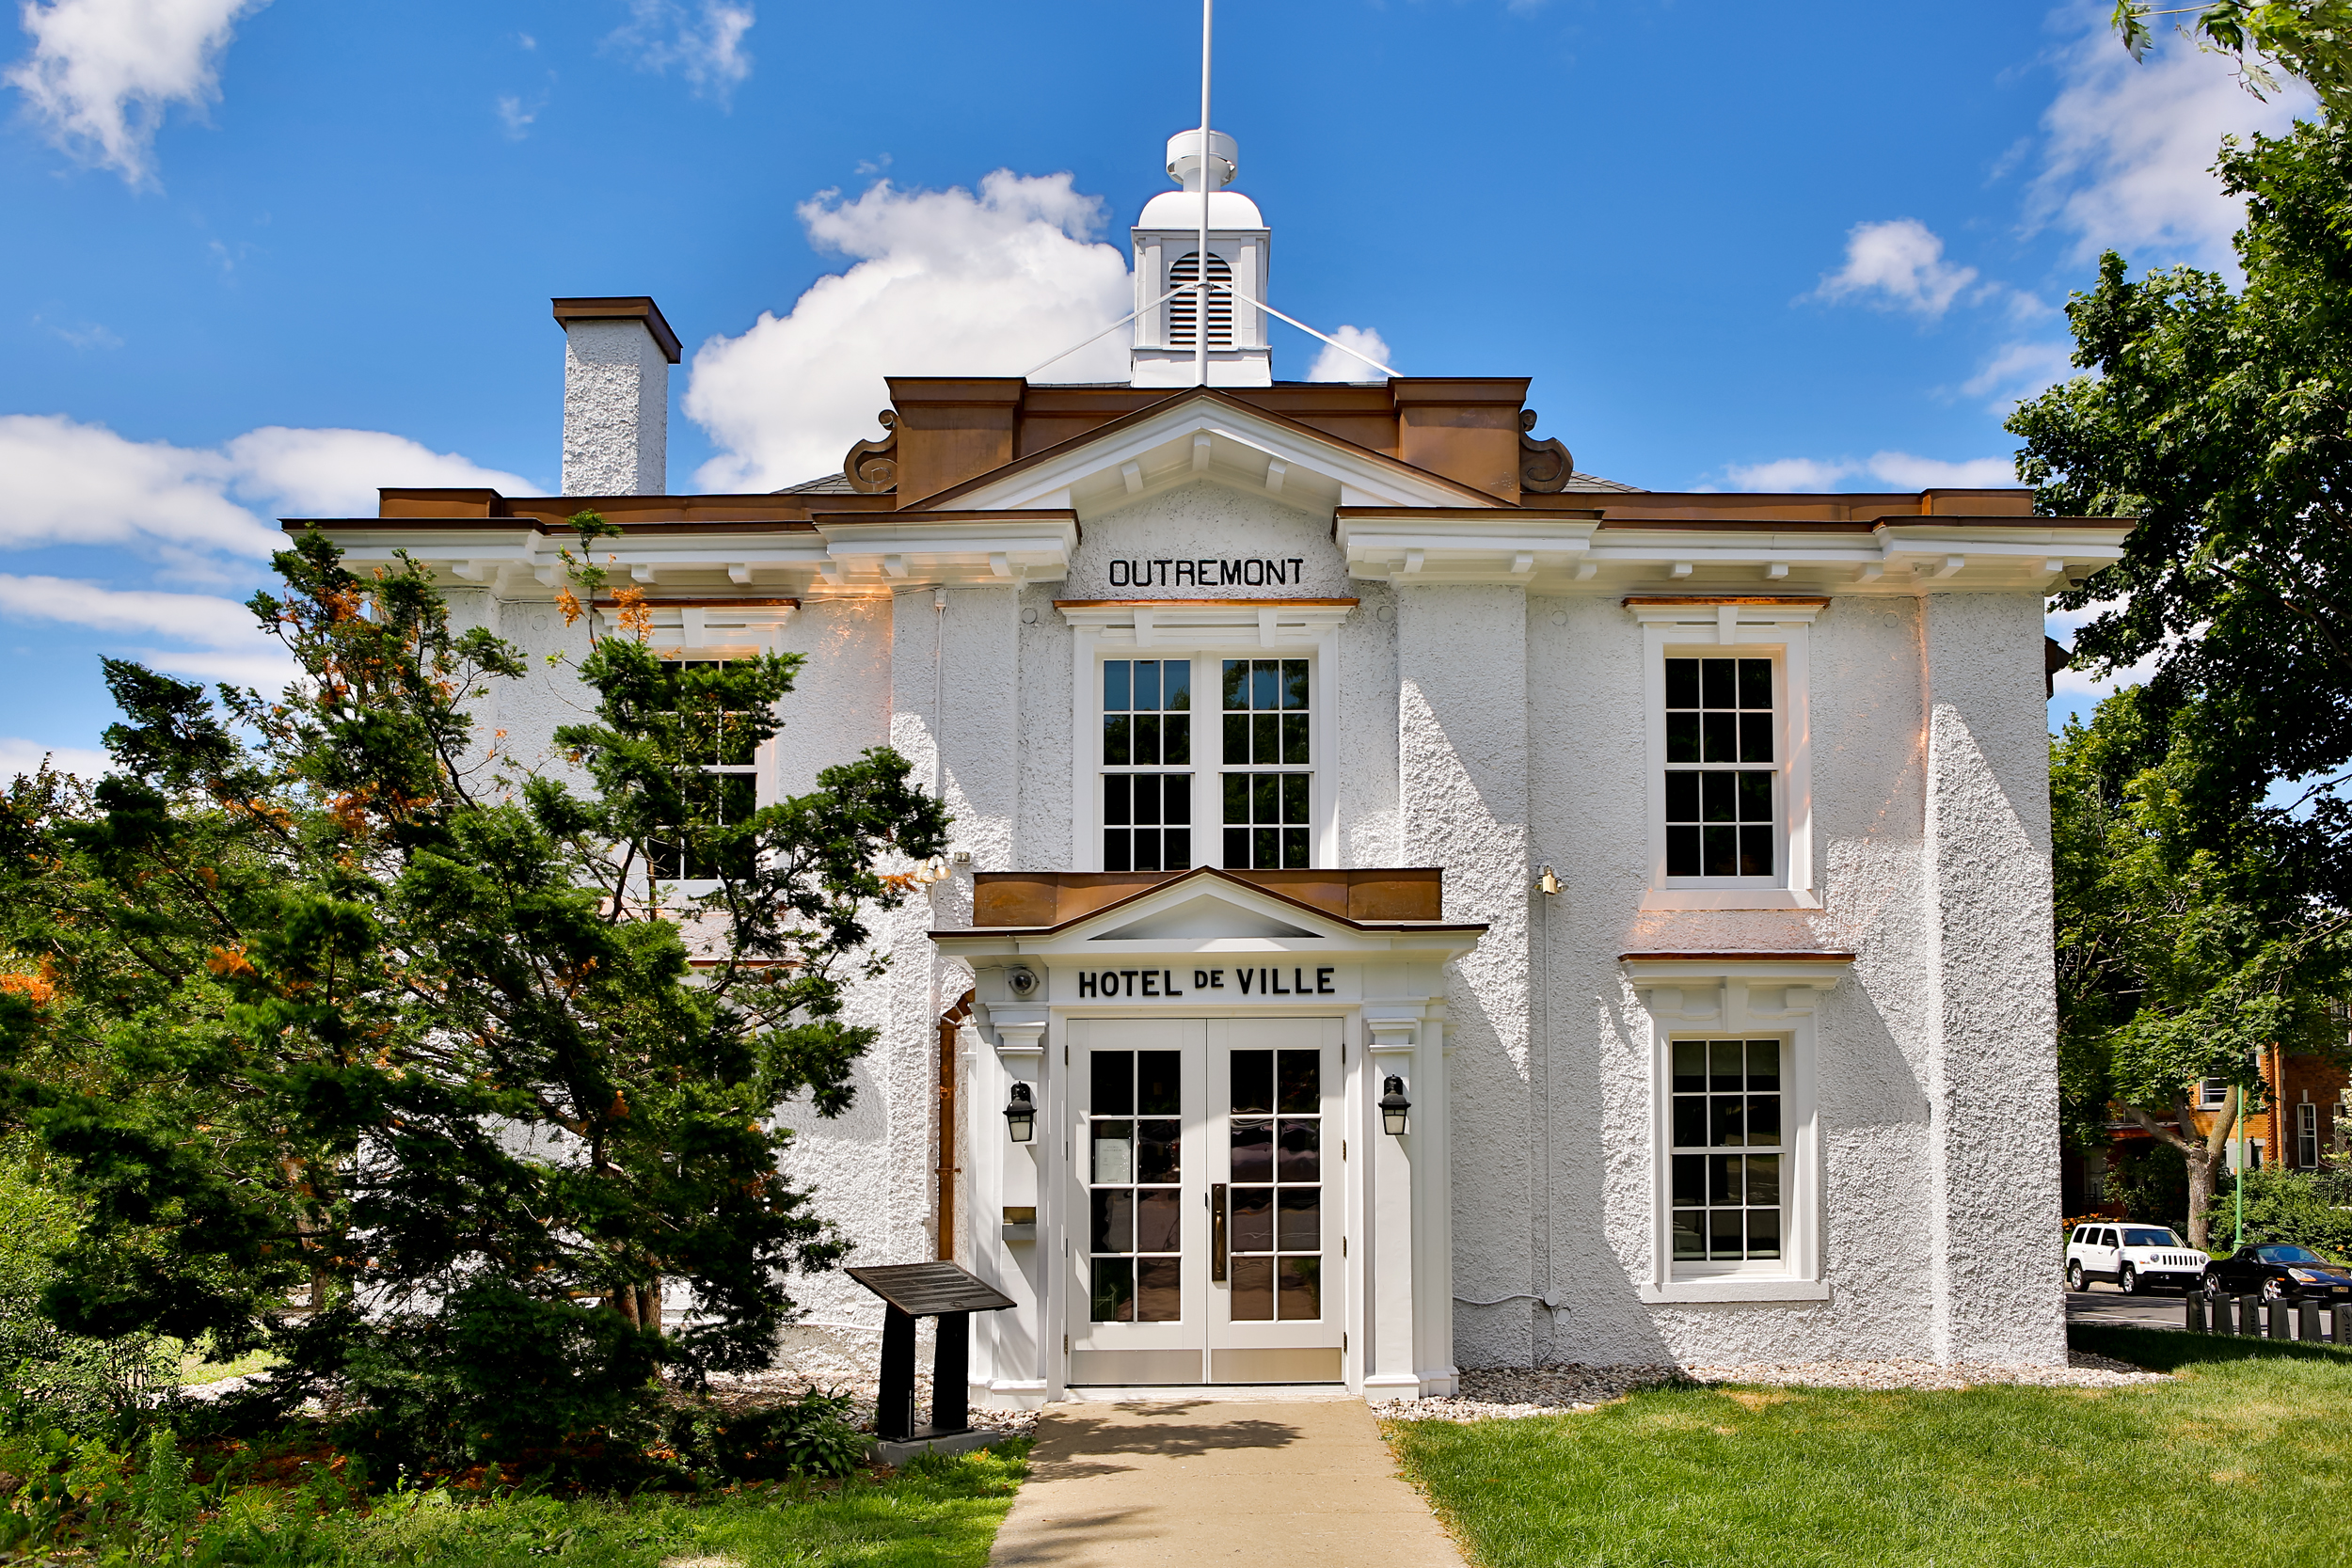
[2202,1243,2352,1303]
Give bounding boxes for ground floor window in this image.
[1669,1037,1784,1268]
[2297,1101,2320,1169]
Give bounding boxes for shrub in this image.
[2214,1165,2352,1257]
[664,1390,867,1481]
[0,1156,175,1437]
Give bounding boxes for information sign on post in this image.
[844,1262,1018,1449]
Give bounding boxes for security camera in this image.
[1006,966,1040,1000]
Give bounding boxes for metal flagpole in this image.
[1197,0,1213,388]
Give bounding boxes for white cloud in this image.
[1721,451,2017,492]
[0,415,534,559]
[686,171,1132,491]
[1306,325,1394,382]
[0,414,265,554]
[0,736,113,779]
[221,426,533,517]
[495,94,537,139]
[0,573,297,689]
[1961,340,2080,408]
[5,0,266,186]
[1813,219,1979,316]
[608,0,753,103]
[2030,17,2315,268]
[1721,456,1861,492]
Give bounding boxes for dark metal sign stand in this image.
[844,1261,1018,1462]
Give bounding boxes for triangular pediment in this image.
[1092,892,1321,941]
[906,389,1504,522]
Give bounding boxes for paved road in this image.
[2066,1285,2197,1331]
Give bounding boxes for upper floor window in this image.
[1168,251,1234,348]
[650,656,759,882]
[1102,658,1193,872]
[1631,600,1820,911]
[1664,656,1779,882]
[1222,657,1311,869]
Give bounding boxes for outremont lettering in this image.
[1106,558,1307,589]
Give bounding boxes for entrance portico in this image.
[934,867,1485,1404]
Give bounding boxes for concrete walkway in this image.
[989,1397,1465,1568]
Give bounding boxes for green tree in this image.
[2111,1,2352,120]
[0,525,948,1463]
[2051,690,2348,1247]
[2012,119,2352,874]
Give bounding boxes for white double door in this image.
[1066,1015,1344,1386]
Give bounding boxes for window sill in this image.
[1641,888,1822,911]
[1639,1277,1830,1304]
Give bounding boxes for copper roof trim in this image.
[1618,951,1857,963]
[550,296,682,364]
[1622,595,1835,609]
[900,386,1508,513]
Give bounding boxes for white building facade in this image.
[304,133,2131,1402]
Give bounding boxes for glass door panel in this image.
[1066,1019,1207,1386]
[1207,1018,1343,1383]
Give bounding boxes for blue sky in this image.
[0,0,2317,770]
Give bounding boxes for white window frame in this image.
[634,608,794,896]
[1625,955,1849,1303]
[2297,1100,2319,1168]
[1629,600,1822,911]
[1061,602,1354,873]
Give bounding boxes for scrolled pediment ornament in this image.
[843,409,899,494]
[1519,409,1574,494]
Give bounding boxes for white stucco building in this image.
[303,129,2132,1402]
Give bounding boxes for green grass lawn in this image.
[166,1441,1029,1568]
[1385,1328,2352,1568]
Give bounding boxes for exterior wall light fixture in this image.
[1379,1075,1411,1137]
[1003,1082,1036,1143]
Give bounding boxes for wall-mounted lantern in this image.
[1003,1082,1036,1143]
[1378,1075,1411,1137]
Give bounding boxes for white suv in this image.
[2066,1223,2207,1293]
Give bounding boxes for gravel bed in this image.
[693,1366,1038,1439]
[1395,1351,2169,1421]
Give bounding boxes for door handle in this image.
[1210,1182,1228,1282]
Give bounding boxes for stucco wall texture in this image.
[441,480,2066,1369]
[560,320,669,496]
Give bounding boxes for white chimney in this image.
[552,296,681,495]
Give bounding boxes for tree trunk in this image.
[2124,1086,2240,1250]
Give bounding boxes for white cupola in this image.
[1131,128,1271,388]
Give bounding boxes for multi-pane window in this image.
[1228,1049,1321,1321]
[1670,1038,1783,1266]
[2297,1101,2319,1169]
[1103,659,1192,872]
[1088,1050,1183,1323]
[1663,657,1776,879]
[650,657,758,881]
[1222,657,1311,869]
[2198,1078,2231,1110]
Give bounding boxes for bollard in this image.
[2300,1298,2322,1343]
[2212,1292,2233,1334]
[2269,1298,2293,1340]
[2186,1291,2208,1333]
[2241,1294,2265,1337]
[2335,1303,2351,1346]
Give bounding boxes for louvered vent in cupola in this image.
[1166,252,1234,348]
